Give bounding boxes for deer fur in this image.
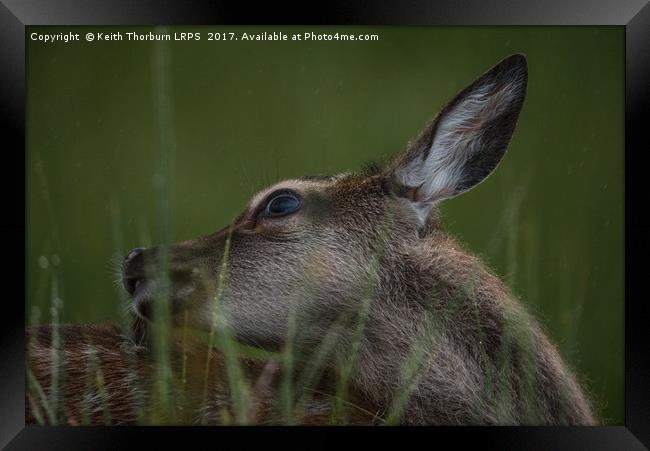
[26,324,380,425]
[27,54,596,425]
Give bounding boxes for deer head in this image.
[121,54,528,351]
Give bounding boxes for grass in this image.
[25,162,597,426]
[200,231,252,425]
[149,29,175,424]
[25,188,595,426]
[48,272,62,424]
[327,204,394,424]
[25,37,598,426]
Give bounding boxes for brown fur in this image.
[26,324,381,425]
[27,55,597,425]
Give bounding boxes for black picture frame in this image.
[2,1,648,449]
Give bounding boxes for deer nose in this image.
[122,248,145,296]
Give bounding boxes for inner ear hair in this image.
[390,54,528,211]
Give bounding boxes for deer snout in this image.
[122,247,146,296]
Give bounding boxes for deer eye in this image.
[263,191,302,217]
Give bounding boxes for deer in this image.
[26,54,596,426]
[26,323,380,425]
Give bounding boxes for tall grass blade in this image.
[149,25,176,423]
[48,272,63,424]
[330,204,394,424]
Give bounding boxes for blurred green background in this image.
[26,26,624,423]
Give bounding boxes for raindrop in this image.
[53,297,64,309]
[38,256,49,269]
[51,254,61,266]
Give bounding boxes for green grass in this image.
[24,206,593,426]
[24,153,598,426]
[25,28,613,425]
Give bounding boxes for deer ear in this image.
[390,54,527,220]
